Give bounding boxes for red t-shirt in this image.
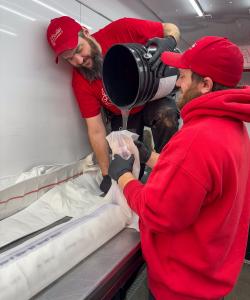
[72,18,164,118]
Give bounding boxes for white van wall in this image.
[1,0,249,179]
[0,0,111,178]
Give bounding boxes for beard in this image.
[177,83,203,110]
[77,37,103,82]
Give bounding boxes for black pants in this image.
[106,96,179,153]
[148,290,155,300]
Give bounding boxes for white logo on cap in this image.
[50,27,63,46]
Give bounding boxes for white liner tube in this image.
[0,204,126,300]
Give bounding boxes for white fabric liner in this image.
[0,154,97,220]
[0,131,140,299]
[0,171,111,248]
[0,164,62,191]
[0,131,140,247]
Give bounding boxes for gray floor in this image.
[225,262,250,300]
[125,262,250,300]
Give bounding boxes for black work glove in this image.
[134,140,152,164]
[146,36,177,78]
[100,175,112,194]
[155,63,180,79]
[108,154,135,182]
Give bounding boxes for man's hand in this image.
[108,154,134,182]
[146,36,177,73]
[100,175,112,194]
[134,140,152,164]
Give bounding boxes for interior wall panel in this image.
[0,0,93,178]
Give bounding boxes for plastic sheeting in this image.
[106,130,140,229]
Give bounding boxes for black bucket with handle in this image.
[102,43,179,109]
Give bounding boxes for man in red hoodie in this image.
[108,36,250,300]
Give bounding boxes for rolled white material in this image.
[0,204,127,300]
[0,171,110,248]
[0,151,136,299]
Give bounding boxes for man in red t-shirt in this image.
[47,16,180,194]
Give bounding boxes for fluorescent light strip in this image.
[32,0,65,16]
[188,0,204,17]
[0,5,36,21]
[31,0,92,29]
[0,28,17,36]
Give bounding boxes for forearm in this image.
[118,172,136,190]
[89,132,110,175]
[162,23,180,42]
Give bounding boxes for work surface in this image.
[34,228,142,300]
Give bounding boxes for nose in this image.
[72,54,84,65]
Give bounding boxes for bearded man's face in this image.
[61,35,102,81]
[176,69,203,110]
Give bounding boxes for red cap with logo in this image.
[161,36,243,87]
[47,16,82,61]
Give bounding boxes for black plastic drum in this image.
[102,43,178,109]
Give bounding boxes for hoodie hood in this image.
[181,86,250,124]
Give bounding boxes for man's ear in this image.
[200,77,213,94]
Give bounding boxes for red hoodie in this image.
[124,87,250,300]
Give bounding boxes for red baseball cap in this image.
[161,36,243,87]
[47,16,82,61]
